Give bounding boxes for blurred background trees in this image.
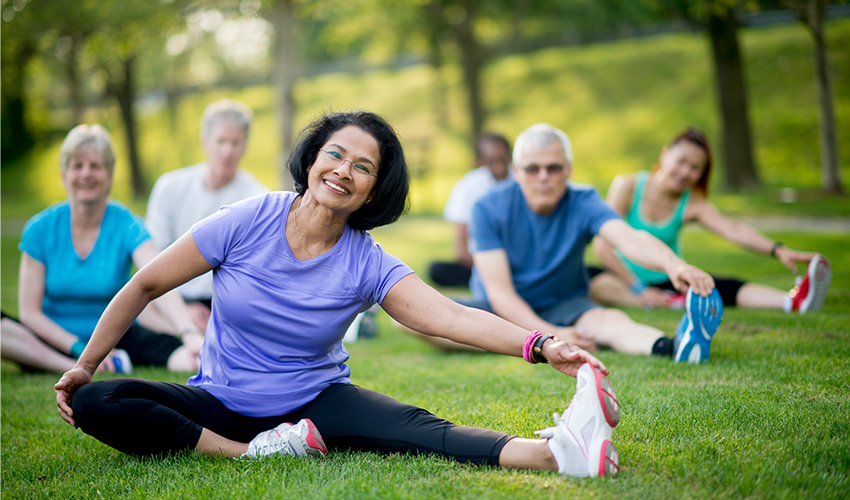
[1,0,847,201]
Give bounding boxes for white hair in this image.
[200,100,253,142]
[59,124,116,173]
[513,123,573,165]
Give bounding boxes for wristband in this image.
[532,334,558,364]
[69,340,86,359]
[770,242,783,258]
[522,330,543,364]
[630,280,647,294]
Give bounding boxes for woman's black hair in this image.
[288,111,411,230]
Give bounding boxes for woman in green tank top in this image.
[589,128,830,313]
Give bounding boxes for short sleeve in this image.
[469,197,503,253]
[19,213,48,264]
[191,197,260,268]
[364,243,414,305]
[125,211,151,253]
[582,188,620,236]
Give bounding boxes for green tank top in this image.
[616,171,690,285]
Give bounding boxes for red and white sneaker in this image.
[536,363,620,478]
[787,255,831,313]
[243,419,328,458]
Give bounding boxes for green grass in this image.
[3,19,850,500]
[2,217,849,499]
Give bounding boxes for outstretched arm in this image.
[691,198,816,273]
[55,232,212,426]
[382,273,607,377]
[472,249,595,349]
[598,219,714,295]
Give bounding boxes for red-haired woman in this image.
[590,128,830,312]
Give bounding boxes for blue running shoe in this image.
[673,288,723,363]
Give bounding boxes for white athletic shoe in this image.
[537,363,620,477]
[243,419,328,459]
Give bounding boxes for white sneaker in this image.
[243,419,328,459]
[537,363,620,477]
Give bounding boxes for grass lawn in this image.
[2,216,848,499]
[2,17,849,499]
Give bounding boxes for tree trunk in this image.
[110,56,146,199]
[274,0,297,191]
[707,8,759,190]
[425,0,449,130]
[1,46,36,163]
[65,35,84,127]
[456,0,485,142]
[801,0,843,194]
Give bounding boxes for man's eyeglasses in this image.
[520,164,565,176]
[319,148,377,178]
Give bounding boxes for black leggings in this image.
[71,380,512,466]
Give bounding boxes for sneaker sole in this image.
[800,256,831,313]
[581,364,620,477]
[589,365,620,428]
[301,419,328,457]
[595,440,620,477]
[675,288,723,363]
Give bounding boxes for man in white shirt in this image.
[146,100,268,331]
[428,132,513,287]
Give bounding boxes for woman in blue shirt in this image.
[1,124,202,373]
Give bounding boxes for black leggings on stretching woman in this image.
[71,380,512,465]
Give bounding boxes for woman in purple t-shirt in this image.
[55,112,621,478]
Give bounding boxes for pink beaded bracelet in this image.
[522,330,543,364]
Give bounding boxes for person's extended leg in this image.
[291,383,510,466]
[0,317,76,372]
[291,381,619,477]
[734,283,786,309]
[588,271,643,308]
[574,307,663,355]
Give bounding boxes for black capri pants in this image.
[71,380,512,466]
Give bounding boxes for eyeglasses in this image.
[319,148,377,178]
[519,164,565,176]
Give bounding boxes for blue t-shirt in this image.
[187,192,414,417]
[18,201,150,340]
[469,182,619,311]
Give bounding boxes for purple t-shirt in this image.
[187,192,413,417]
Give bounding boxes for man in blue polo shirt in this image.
[465,123,722,361]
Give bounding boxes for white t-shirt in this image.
[443,166,512,225]
[145,163,268,300]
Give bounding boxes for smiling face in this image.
[307,125,381,215]
[513,139,572,215]
[657,140,709,194]
[61,146,113,205]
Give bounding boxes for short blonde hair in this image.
[59,124,116,173]
[200,100,252,142]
